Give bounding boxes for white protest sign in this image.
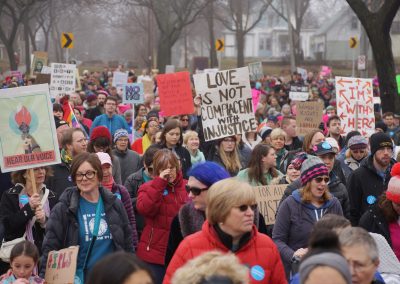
[0,84,61,172]
[50,63,76,98]
[335,76,374,137]
[193,67,257,141]
[248,62,263,81]
[297,67,308,81]
[122,83,144,104]
[165,65,175,74]
[112,71,128,96]
[203,68,219,74]
[41,66,51,74]
[289,85,309,101]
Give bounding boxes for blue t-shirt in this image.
[77,197,114,273]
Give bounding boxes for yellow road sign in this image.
[349,37,358,49]
[61,33,74,49]
[216,38,224,52]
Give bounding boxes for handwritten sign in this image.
[254,185,286,225]
[50,63,76,98]
[297,67,307,81]
[289,85,309,101]
[193,67,257,141]
[45,246,79,284]
[122,83,144,104]
[157,71,194,116]
[248,62,263,81]
[296,101,324,136]
[335,76,374,137]
[142,80,154,95]
[0,84,61,172]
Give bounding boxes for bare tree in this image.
[346,0,400,113]
[133,0,210,72]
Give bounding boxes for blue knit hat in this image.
[188,162,230,187]
[113,129,129,143]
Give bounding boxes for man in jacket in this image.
[347,132,395,225]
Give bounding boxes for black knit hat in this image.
[369,132,392,156]
[375,121,388,133]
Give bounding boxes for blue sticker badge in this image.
[19,194,29,206]
[250,265,265,281]
[115,193,122,200]
[367,195,377,205]
[68,175,72,182]
[163,189,168,196]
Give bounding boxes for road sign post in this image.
[61,33,74,64]
[215,38,224,52]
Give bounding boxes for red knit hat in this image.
[387,163,400,204]
[90,126,111,143]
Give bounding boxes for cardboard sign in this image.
[142,80,154,95]
[296,67,307,81]
[31,51,48,76]
[335,76,374,137]
[0,84,61,172]
[165,65,176,74]
[289,85,309,101]
[193,67,257,141]
[248,62,263,81]
[254,185,286,225]
[296,101,324,136]
[112,71,128,87]
[45,246,79,284]
[358,55,366,71]
[50,63,76,98]
[157,71,194,116]
[75,68,82,91]
[122,83,144,104]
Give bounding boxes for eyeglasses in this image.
[148,124,159,129]
[76,170,97,181]
[314,177,330,183]
[236,204,258,212]
[185,185,208,196]
[347,260,374,273]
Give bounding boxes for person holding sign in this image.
[0,167,56,271]
[40,153,133,282]
[164,178,287,284]
[272,155,343,280]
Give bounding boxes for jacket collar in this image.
[67,186,116,215]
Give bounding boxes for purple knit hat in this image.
[300,155,329,186]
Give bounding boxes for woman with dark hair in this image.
[237,143,283,186]
[87,126,122,184]
[87,252,154,284]
[52,103,63,120]
[360,162,400,261]
[135,103,148,119]
[136,149,188,283]
[149,119,191,179]
[40,152,133,282]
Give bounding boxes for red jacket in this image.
[164,221,287,284]
[136,172,188,265]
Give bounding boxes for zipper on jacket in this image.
[146,227,154,251]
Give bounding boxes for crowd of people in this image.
[0,66,399,284]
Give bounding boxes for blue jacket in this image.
[90,114,131,136]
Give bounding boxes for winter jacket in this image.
[237,168,283,186]
[111,183,138,249]
[164,221,287,284]
[347,155,395,225]
[272,190,343,278]
[46,162,73,201]
[0,184,57,255]
[341,154,366,180]
[359,204,392,246]
[39,186,133,277]
[284,137,303,152]
[136,172,188,265]
[90,113,131,136]
[112,148,142,184]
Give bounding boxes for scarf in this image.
[60,148,72,165]
[142,134,152,153]
[102,174,114,190]
[0,269,44,284]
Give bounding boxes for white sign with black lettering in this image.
[50,63,76,98]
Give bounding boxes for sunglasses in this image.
[314,177,330,183]
[236,204,258,212]
[181,119,189,122]
[185,185,208,196]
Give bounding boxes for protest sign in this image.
[203,68,219,74]
[335,76,374,137]
[112,71,128,87]
[45,246,79,284]
[297,67,307,81]
[75,68,82,91]
[35,74,51,85]
[248,62,263,81]
[254,185,286,225]
[50,63,76,98]
[142,80,154,95]
[31,51,48,76]
[193,67,257,141]
[165,65,176,74]
[296,101,324,136]
[289,85,309,101]
[157,71,194,116]
[122,83,144,104]
[396,74,400,95]
[10,71,22,81]
[41,66,52,74]
[320,66,332,78]
[0,84,61,173]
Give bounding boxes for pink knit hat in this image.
[387,163,400,204]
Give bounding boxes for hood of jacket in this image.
[292,189,335,221]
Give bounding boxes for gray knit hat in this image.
[299,252,352,284]
[113,128,129,143]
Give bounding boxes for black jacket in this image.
[284,136,303,152]
[40,186,133,277]
[0,184,57,254]
[359,205,391,246]
[347,155,394,225]
[46,162,74,201]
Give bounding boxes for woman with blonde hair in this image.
[164,178,287,284]
[270,128,288,169]
[183,130,205,165]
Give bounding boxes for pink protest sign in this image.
[335,76,374,137]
